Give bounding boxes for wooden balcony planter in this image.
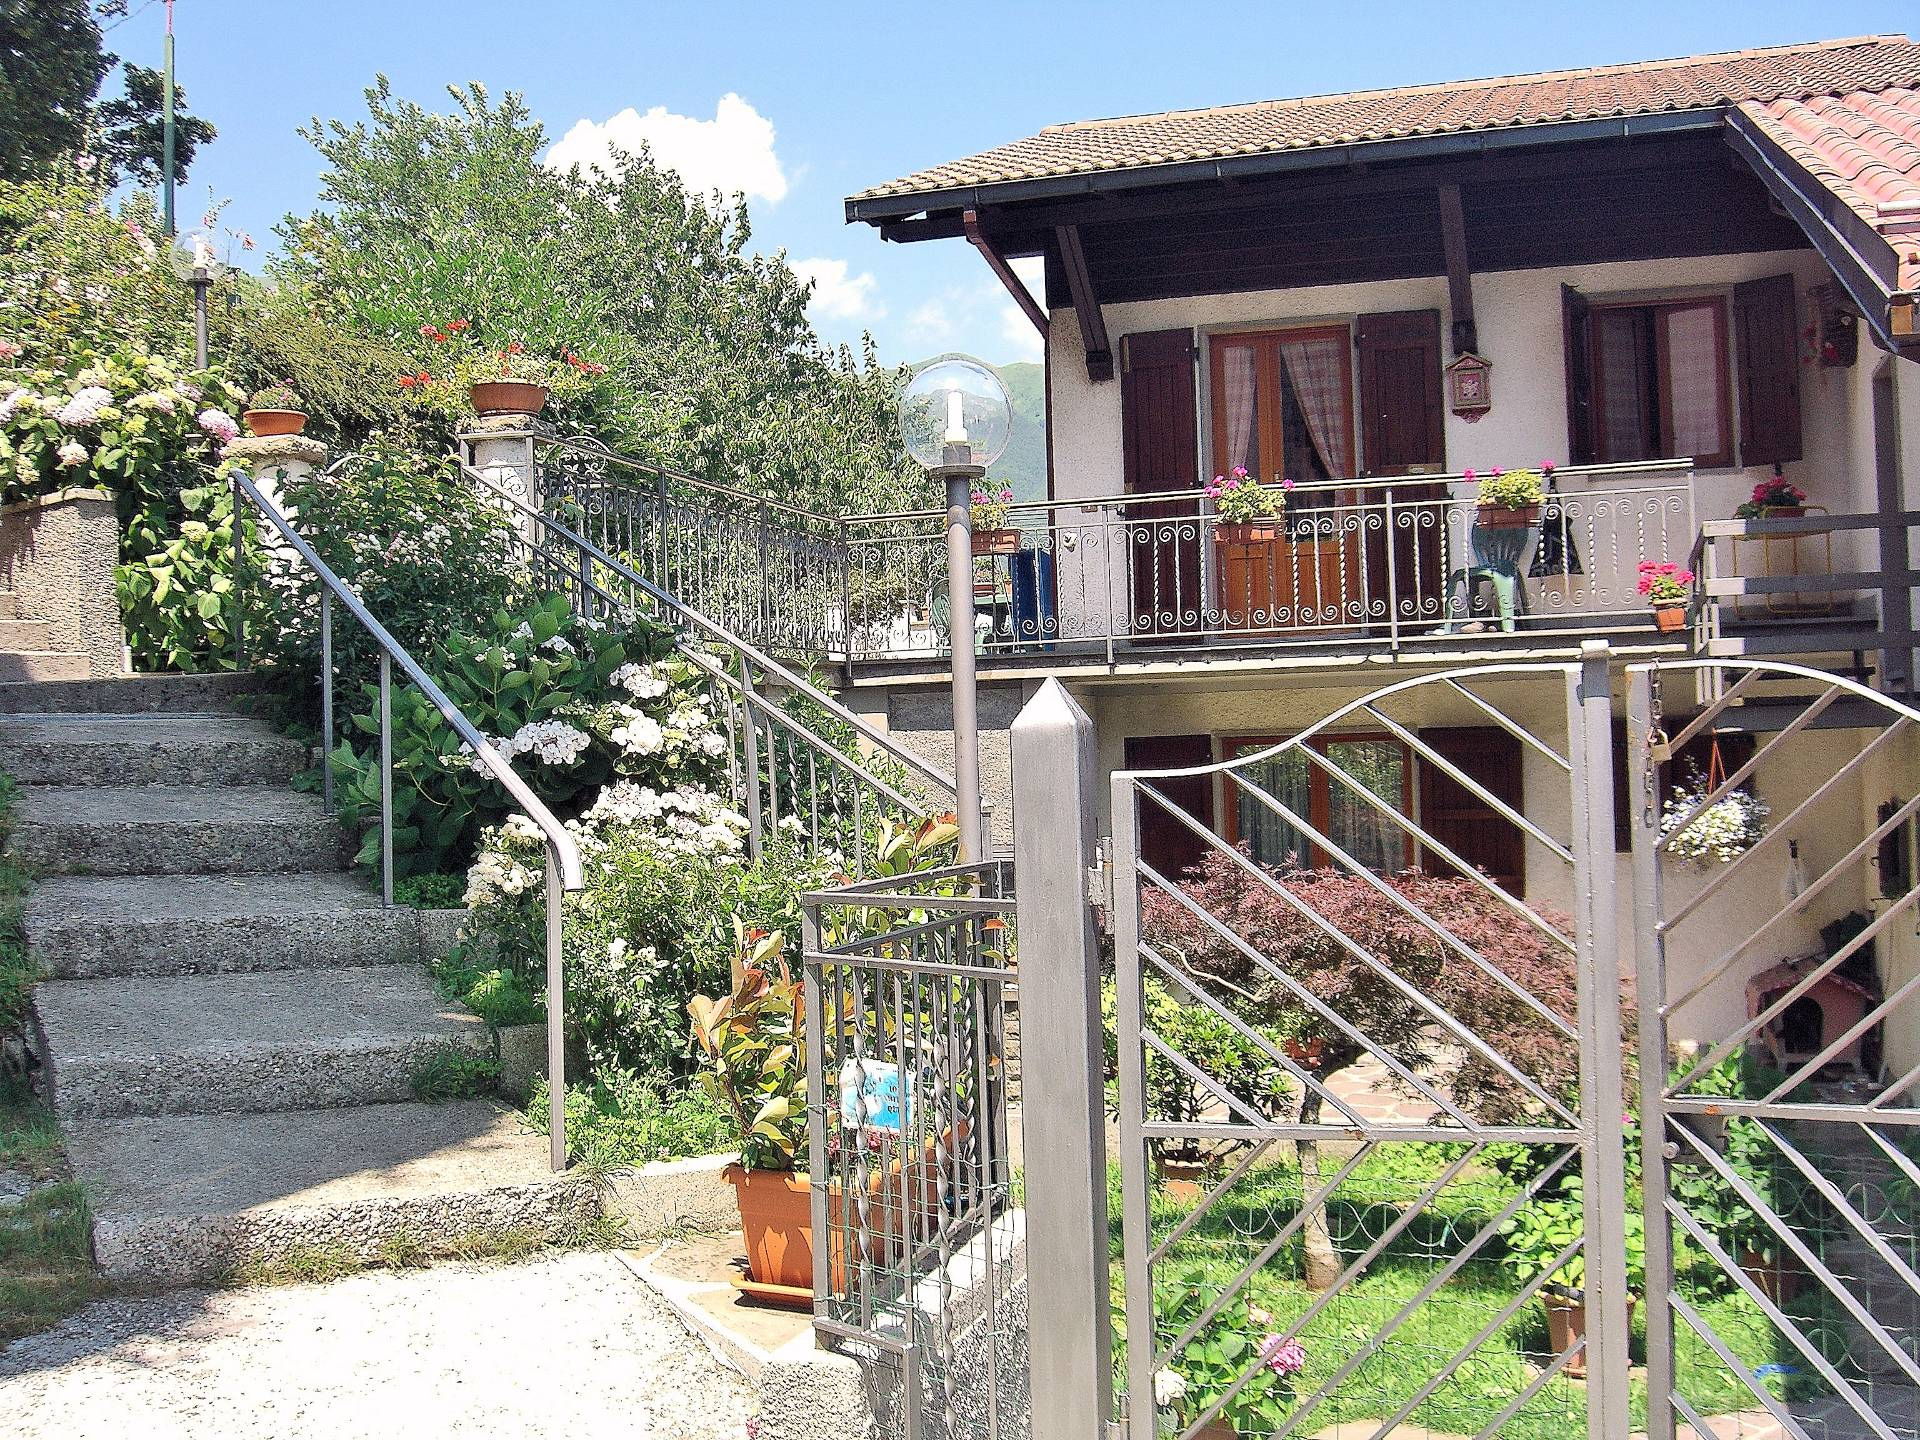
[1475,503,1541,530]
[972,527,1021,556]
[1215,519,1284,544]
[1214,532,1349,632]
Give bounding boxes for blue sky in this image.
[110,0,1917,369]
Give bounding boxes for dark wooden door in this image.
[1120,329,1200,643]
[1357,311,1446,631]
[1125,733,1214,882]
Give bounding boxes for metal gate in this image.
[1105,654,1920,1440]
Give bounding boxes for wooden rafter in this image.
[1437,182,1477,355]
[1055,223,1113,382]
[963,208,1048,339]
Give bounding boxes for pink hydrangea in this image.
[0,339,21,361]
[197,408,239,444]
[1259,1333,1307,1377]
[56,386,112,427]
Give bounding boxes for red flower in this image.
[447,318,470,332]
[397,375,415,388]
[506,341,525,355]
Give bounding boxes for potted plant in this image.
[1636,560,1695,633]
[1151,1285,1307,1437]
[1207,467,1293,543]
[970,485,1020,555]
[416,322,604,417]
[1472,466,1546,529]
[689,924,814,1298]
[1500,1174,1644,1378]
[1737,474,1809,519]
[242,382,307,437]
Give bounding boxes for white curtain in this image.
[1279,334,1353,480]
[1223,346,1256,473]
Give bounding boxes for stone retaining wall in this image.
[0,488,124,677]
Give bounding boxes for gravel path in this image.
[0,1251,755,1439]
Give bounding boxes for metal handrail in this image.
[457,459,958,801]
[231,468,583,1172]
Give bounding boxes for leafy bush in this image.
[689,925,805,1172]
[324,593,697,876]
[117,475,258,672]
[254,439,521,708]
[531,1068,734,1169]
[392,872,467,910]
[1500,1171,1647,1297]
[1148,1280,1307,1433]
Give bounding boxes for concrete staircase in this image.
[0,588,90,682]
[5,677,591,1285]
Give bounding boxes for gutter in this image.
[845,109,1723,225]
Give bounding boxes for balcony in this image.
[841,461,1697,672]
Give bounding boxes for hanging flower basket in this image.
[1663,778,1769,866]
[972,527,1021,556]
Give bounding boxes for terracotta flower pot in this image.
[1477,503,1541,530]
[1651,603,1688,633]
[972,528,1021,556]
[1155,1155,1209,1204]
[468,380,549,417]
[242,408,307,438]
[1216,520,1284,544]
[1541,1290,1636,1379]
[728,1163,816,1295]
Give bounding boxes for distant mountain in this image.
[913,357,1047,503]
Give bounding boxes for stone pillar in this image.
[458,415,542,520]
[0,487,126,676]
[223,434,329,519]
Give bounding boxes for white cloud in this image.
[1010,255,1046,300]
[999,303,1044,362]
[793,258,882,323]
[545,94,788,206]
[907,299,954,347]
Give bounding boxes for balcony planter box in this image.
[1476,503,1541,530]
[1216,520,1284,544]
[1216,535,1348,633]
[972,527,1021,556]
[469,380,549,417]
[242,408,307,438]
[1763,505,1807,518]
[1650,604,1688,633]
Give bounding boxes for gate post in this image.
[1628,665,1677,1440]
[1010,679,1111,1440]
[1567,641,1632,1438]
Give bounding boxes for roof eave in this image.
[845,108,1727,226]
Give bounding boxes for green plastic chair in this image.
[1442,523,1532,632]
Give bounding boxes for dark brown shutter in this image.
[1563,284,1597,464]
[1120,329,1200,641]
[1418,726,1525,895]
[1733,273,1803,466]
[1124,733,1213,882]
[1355,310,1444,476]
[1357,310,1445,628]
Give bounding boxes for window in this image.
[1209,326,1356,493]
[1221,734,1411,873]
[1568,295,1733,469]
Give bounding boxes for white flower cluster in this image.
[1663,785,1769,867]
[507,719,593,767]
[55,385,112,427]
[577,780,748,856]
[463,847,539,907]
[608,706,665,757]
[610,661,670,699]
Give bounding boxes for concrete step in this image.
[9,783,348,875]
[0,591,19,619]
[25,873,436,979]
[0,671,258,714]
[0,651,92,682]
[34,964,494,1120]
[0,712,306,787]
[66,1101,594,1284]
[0,619,51,650]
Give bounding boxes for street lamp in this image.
[899,359,1012,863]
[167,231,225,370]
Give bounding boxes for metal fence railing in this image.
[802,861,1023,1440]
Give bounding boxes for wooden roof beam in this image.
[963,208,1049,341]
[1055,223,1113,382]
[1437,182,1477,354]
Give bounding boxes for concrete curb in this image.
[606,1151,740,1238]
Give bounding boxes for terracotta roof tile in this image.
[855,35,1920,203]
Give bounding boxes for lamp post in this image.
[899,359,1013,862]
[167,232,224,370]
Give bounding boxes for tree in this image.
[97,63,218,188]
[0,0,110,182]
[266,79,924,515]
[1140,851,1595,1289]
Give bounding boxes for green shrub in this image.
[392,872,467,910]
[533,1068,734,1168]
[408,1044,500,1101]
[324,592,701,877]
